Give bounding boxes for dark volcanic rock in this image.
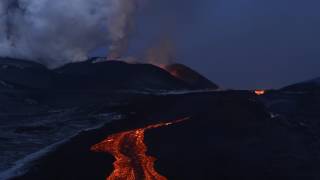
[12,91,320,180]
[0,57,214,95]
[0,58,194,112]
[3,58,320,180]
[165,63,218,89]
[0,58,53,114]
[0,57,54,89]
[262,77,320,118]
[259,80,320,148]
[54,59,188,91]
[282,77,320,92]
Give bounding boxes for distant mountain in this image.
[262,76,320,120]
[164,63,219,89]
[282,77,320,92]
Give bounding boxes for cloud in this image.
[0,0,115,67]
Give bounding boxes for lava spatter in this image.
[90,118,188,180]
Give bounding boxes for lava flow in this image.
[255,90,266,96]
[90,118,189,180]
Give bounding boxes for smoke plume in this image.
[0,0,143,67]
[145,37,176,66]
[106,0,144,60]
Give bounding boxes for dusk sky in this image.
[112,0,320,89]
[1,0,320,89]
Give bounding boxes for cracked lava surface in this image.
[90,118,189,180]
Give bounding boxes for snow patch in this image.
[91,57,108,64]
[269,112,280,119]
[0,136,70,180]
[1,65,9,69]
[0,112,123,179]
[0,63,25,70]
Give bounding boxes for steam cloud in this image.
[0,0,142,67]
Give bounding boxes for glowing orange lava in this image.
[255,90,265,95]
[164,68,181,79]
[151,63,183,80]
[91,118,189,180]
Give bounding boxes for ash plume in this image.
[145,37,176,66]
[0,0,144,68]
[106,0,144,60]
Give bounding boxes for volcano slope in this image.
[164,63,218,89]
[12,90,320,180]
[0,57,220,176]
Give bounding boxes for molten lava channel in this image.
[91,118,189,180]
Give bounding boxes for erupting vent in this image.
[91,118,189,180]
[162,63,219,89]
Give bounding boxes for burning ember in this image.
[255,90,265,95]
[90,117,189,180]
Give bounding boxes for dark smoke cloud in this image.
[0,0,141,67]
